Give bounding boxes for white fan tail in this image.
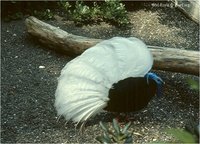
[55,58,110,123]
[107,37,153,79]
[55,37,153,123]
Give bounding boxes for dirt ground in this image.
[1,2,199,143]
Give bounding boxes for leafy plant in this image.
[72,1,92,25]
[96,119,133,143]
[100,0,130,27]
[58,0,71,13]
[33,9,54,20]
[89,2,102,23]
[58,0,130,27]
[187,79,199,90]
[166,128,198,143]
[4,0,130,26]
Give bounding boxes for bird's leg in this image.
[115,113,132,125]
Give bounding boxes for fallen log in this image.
[173,0,199,24]
[25,16,199,76]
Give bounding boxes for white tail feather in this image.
[55,37,153,123]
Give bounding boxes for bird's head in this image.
[145,72,164,97]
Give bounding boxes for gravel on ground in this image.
[1,2,199,143]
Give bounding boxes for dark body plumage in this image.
[104,77,157,112]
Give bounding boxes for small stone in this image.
[153,138,157,141]
[39,66,45,69]
[13,34,17,36]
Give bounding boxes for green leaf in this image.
[124,135,133,143]
[118,133,127,141]
[96,136,109,143]
[166,128,196,143]
[187,79,199,90]
[99,121,109,133]
[111,135,118,142]
[112,119,120,135]
[103,132,112,143]
[122,121,131,133]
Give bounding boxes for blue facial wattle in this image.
[145,72,164,97]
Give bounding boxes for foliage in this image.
[3,0,130,27]
[59,0,130,27]
[166,128,198,143]
[187,79,199,90]
[100,0,130,27]
[72,1,93,25]
[96,119,132,143]
[33,9,54,20]
[58,0,71,14]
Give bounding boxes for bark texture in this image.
[25,16,199,76]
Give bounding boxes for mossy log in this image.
[25,16,199,76]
